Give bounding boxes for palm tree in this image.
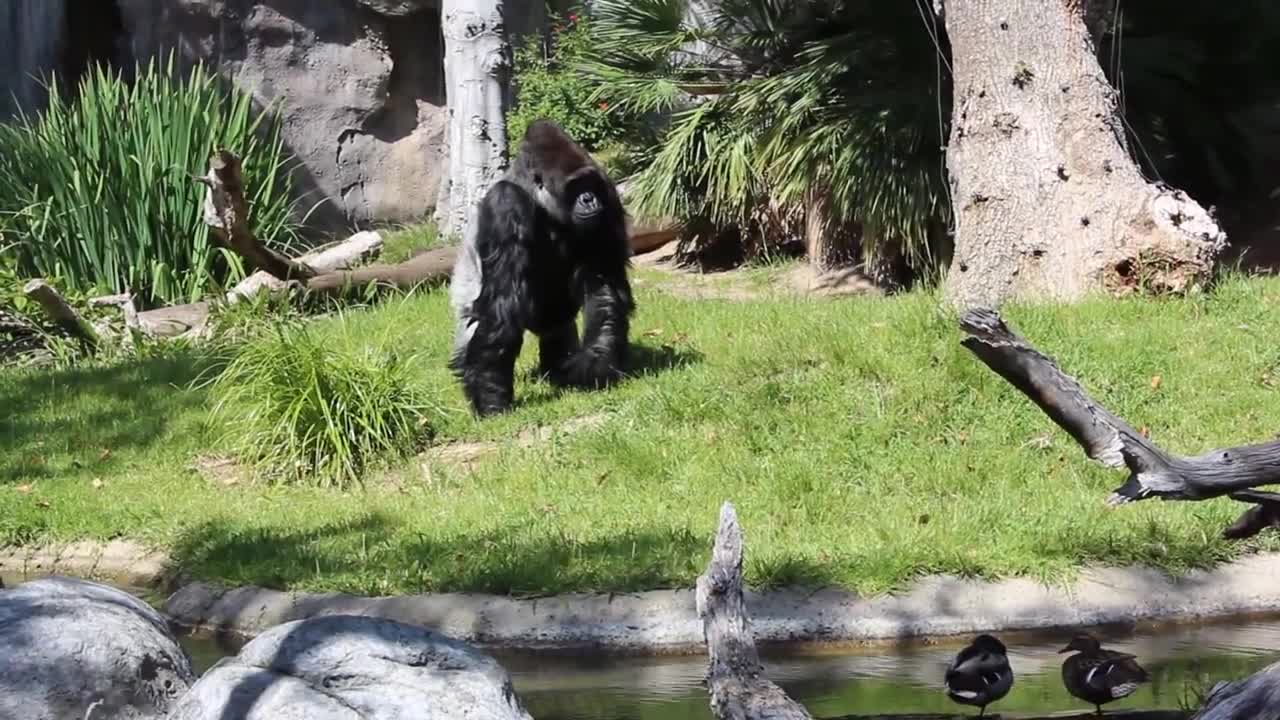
[584,0,952,286]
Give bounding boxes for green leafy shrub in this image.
[585,0,950,275]
[507,8,634,159]
[0,52,302,306]
[206,318,437,488]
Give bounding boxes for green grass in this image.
[3,269,1280,597]
[378,222,447,264]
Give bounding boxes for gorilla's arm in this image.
[449,181,535,416]
[562,265,634,388]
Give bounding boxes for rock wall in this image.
[116,0,449,230]
[0,0,68,118]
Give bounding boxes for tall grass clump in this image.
[0,53,301,306]
[207,320,437,488]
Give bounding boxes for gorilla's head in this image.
[533,167,608,228]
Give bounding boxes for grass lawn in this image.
[3,262,1280,598]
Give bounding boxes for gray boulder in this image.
[1193,660,1280,720]
[169,615,534,720]
[0,576,195,720]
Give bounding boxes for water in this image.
[180,619,1280,719]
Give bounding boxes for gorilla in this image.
[448,119,635,416]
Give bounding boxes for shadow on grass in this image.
[169,510,755,596]
[626,340,703,379]
[0,349,219,484]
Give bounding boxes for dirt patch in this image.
[420,412,612,472]
[635,241,884,301]
[781,264,884,297]
[190,454,249,487]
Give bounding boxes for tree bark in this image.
[698,502,813,720]
[435,0,513,241]
[959,308,1280,539]
[940,0,1225,310]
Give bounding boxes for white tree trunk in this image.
[941,0,1226,310]
[435,0,513,241]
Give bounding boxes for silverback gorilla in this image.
[449,120,635,416]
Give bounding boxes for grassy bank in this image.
[3,267,1280,597]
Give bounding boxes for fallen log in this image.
[197,149,455,299]
[959,308,1280,539]
[22,279,99,352]
[824,707,1182,712]
[224,230,385,303]
[698,502,813,720]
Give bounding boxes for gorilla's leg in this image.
[449,180,536,416]
[452,318,524,416]
[537,320,581,386]
[563,270,634,388]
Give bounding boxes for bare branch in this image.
[959,309,1280,538]
[697,502,812,720]
[23,279,100,352]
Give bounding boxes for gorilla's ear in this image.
[533,172,544,189]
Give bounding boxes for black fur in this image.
[450,120,635,416]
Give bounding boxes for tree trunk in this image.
[435,0,513,241]
[804,190,859,269]
[940,0,1226,310]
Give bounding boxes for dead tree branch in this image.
[698,502,812,720]
[196,150,456,300]
[959,308,1280,539]
[23,279,100,352]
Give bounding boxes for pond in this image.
[180,617,1280,719]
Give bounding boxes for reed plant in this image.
[0,52,301,306]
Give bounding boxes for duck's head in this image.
[971,634,1007,654]
[1058,633,1102,654]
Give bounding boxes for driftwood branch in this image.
[698,502,812,720]
[959,308,1280,539]
[199,150,315,283]
[197,150,455,299]
[827,714,1182,720]
[23,279,99,351]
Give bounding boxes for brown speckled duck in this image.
[1059,633,1150,715]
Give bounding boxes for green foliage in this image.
[585,0,950,271]
[507,8,635,158]
[205,316,437,489]
[0,53,302,306]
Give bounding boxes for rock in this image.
[355,0,437,15]
[1193,660,1280,720]
[116,0,449,229]
[0,576,195,720]
[169,615,534,720]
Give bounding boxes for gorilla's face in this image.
[531,166,609,228]
[565,171,607,227]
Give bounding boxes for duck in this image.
[944,633,1015,717]
[1059,633,1150,715]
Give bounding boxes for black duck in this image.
[945,633,1015,717]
